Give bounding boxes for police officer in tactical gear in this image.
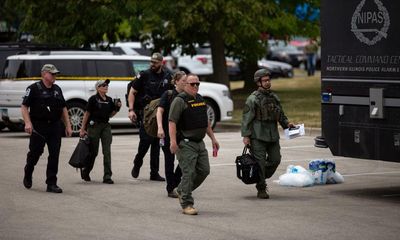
[128,52,173,181]
[169,74,219,215]
[241,69,294,199]
[21,64,73,193]
[79,79,121,184]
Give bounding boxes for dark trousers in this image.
[84,122,113,180]
[251,139,281,191]
[161,137,182,193]
[133,125,160,176]
[25,121,63,185]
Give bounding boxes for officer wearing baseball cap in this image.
[241,68,294,199]
[79,79,120,184]
[21,64,72,193]
[41,64,61,74]
[95,79,110,89]
[151,52,163,62]
[127,52,173,182]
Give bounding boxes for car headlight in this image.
[222,90,231,99]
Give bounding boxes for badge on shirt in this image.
[25,88,31,97]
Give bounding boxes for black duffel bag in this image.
[69,136,90,168]
[235,145,260,184]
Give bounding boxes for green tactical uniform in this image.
[241,89,290,191]
[169,92,209,209]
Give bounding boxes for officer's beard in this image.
[151,65,162,73]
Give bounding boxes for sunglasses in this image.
[188,82,200,87]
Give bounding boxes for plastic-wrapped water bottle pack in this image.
[277,159,344,187]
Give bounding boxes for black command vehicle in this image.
[320,0,400,162]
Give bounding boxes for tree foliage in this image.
[4,0,320,88]
[13,0,133,46]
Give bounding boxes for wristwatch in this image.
[128,109,134,112]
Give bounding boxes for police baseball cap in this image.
[41,64,60,74]
[151,52,163,62]
[95,79,110,88]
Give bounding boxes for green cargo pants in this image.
[87,122,113,181]
[250,139,281,191]
[176,140,210,208]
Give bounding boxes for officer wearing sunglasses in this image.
[168,74,219,215]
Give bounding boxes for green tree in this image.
[13,0,134,47]
[10,0,319,89]
[136,0,319,89]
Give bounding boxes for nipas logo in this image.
[351,0,390,45]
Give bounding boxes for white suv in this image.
[0,53,233,134]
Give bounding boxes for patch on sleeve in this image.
[243,105,250,114]
[25,88,31,97]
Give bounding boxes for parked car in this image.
[258,59,294,78]
[0,53,233,134]
[267,40,306,67]
[106,42,176,70]
[289,38,321,70]
[0,43,85,76]
[171,45,213,76]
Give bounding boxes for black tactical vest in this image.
[138,68,172,109]
[178,94,208,130]
[30,82,65,122]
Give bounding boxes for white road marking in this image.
[342,171,400,177]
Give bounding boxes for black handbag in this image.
[69,136,90,168]
[235,145,260,184]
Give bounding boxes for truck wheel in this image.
[205,99,218,129]
[67,101,86,136]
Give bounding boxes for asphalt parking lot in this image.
[0,126,399,240]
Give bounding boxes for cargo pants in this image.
[84,122,113,181]
[176,139,210,208]
[250,139,281,191]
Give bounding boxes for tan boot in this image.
[182,205,198,215]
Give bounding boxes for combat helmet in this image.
[253,69,271,82]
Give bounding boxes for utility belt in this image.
[181,138,203,143]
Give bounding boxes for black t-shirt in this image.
[159,89,178,132]
[22,81,66,122]
[86,93,116,123]
[132,67,173,110]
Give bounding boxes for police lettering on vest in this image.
[178,94,208,131]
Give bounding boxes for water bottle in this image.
[159,138,165,147]
[213,146,218,157]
